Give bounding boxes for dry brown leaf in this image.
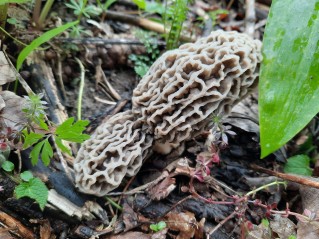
[39,220,53,239]
[246,223,271,239]
[0,91,27,130]
[109,231,151,239]
[194,218,205,239]
[0,229,15,239]
[298,178,319,238]
[0,211,35,239]
[151,228,168,239]
[165,211,197,239]
[270,215,296,238]
[147,176,176,201]
[297,221,319,239]
[0,52,16,86]
[122,203,139,231]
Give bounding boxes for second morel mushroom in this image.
[74,30,262,196]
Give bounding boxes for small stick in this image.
[56,53,67,100]
[104,10,195,42]
[245,0,256,38]
[75,58,85,120]
[251,164,319,189]
[54,37,166,46]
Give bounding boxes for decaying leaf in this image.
[270,215,296,238]
[151,228,168,239]
[298,180,319,238]
[0,52,16,85]
[109,231,151,239]
[0,91,27,130]
[165,211,203,239]
[147,176,176,201]
[122,203,140,231]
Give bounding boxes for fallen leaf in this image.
[269,215,296,238]
[165,211,197,239]
[147,176,176,201]
[109,231,151,239]
[122,203,139,231]
[0,52,16,85]
[0,91,27,130]
[151,228,168,239]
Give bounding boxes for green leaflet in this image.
[15,177,48,210]
[284,155,312,176]
[16,21,78,71]
[259,0,319,157]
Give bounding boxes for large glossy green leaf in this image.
[259,0,319,158]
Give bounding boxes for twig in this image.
[105,171,169,196]
[207,211,237,238]
[251,164,319,189]
[56,53,67,100]
[96,63,121,101]
[75,58,85,120]
[54,37,166,46]
[245,0,256,38]
[104,10,195,42]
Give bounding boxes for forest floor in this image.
[0,1,317,239]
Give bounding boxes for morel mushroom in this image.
[74,110,153,196]
[74,30,262,196]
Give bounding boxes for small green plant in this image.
[0,93,89,210]
[163,0,190,50]
[150,221,167,232]
[131,0,189,49]
[1,159,48,210]
[65,0,101,19]
[16,20,78,71]
[15,170,48,210]
[129,29,160,77]
[96,0,117,21]
[65,0,101,39]
[132,0,165,15]
[22,94,90,166]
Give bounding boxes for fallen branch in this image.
[54,37,166,46]
[251,164,319,189]
[104,10,195,42]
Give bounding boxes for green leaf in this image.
[1,160,14,172]
[30,140,45,165]
[259,1,319,157]
[145,2,165,15]
[150,224,159,232]
[103,0,117,10]
[284,155,313,176]
[55,117,90,143]
[55,138,71,155]
[132,0,146,9]
[0,0,30,3]
[15,177,48,210]
[23,130,44,148]
[261,218,269,227]
[41,139,53,166]
[20,171,34,182]
[150,221,166,232]
[156,221,167,230]
[38,118,49,131]
[16,21,78,71]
